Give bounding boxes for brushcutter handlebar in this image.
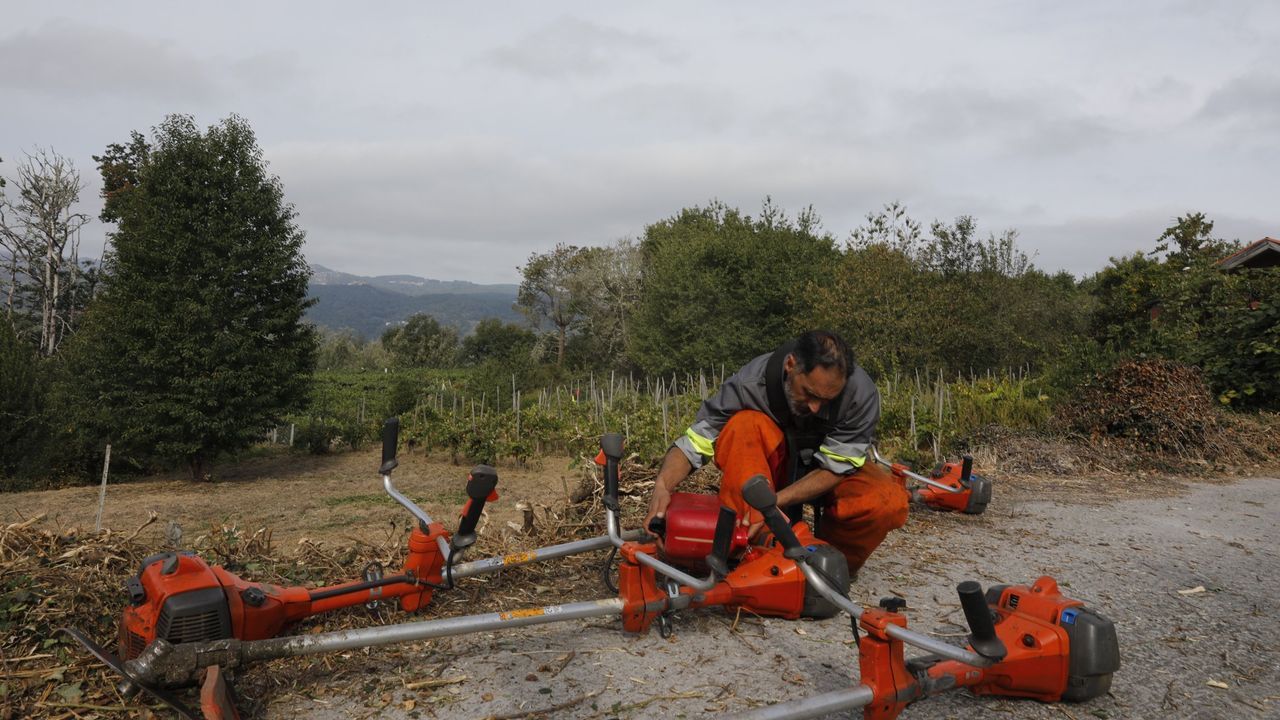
[379,418,399,475]
[601,433,623,512]
[741,475,807,561]
[453,465,498,549]
[958,580,1007,660]
[378,417,442,536]
[705,506,737,577]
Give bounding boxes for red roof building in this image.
[1219,237,1280,271]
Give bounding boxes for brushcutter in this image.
[725,475,1119,719]
[872,447,993,514]
[63,419,647,717]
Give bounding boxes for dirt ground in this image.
[2,447,586,551]
[5,451,1279,719]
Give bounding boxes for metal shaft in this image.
[383,473,452,557]
[724,686,875,720]
[244,598,625,662]
[449,530,645,579]
[797,564,991,668]
[870,447,964,494]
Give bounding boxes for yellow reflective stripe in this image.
[684,428,715,459]
[819,446,866,468]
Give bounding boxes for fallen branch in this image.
[122,511,159,543]
[404,675,468,691]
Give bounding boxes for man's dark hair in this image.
[793,330,854,377]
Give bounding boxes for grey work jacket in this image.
[673,342,880,476]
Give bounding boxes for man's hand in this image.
[643,482,673,537]
[642,447,694,546]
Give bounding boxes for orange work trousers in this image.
[714,410,909,574]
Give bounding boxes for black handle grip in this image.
[647,515,666,537]
[957,580,1007,661]
[741,475,807,560]
[379,418,400,474]
[705,506,737,577]
[455,465,498,544]
[960,455,973,483]
[600,433,624,460]
[601,434,623,512]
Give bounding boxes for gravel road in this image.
[264,475,1279,720]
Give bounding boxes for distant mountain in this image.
[305,283,522,340]
[310,264,519,297]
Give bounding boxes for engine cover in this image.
[119,552,232,659]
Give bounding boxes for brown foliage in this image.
[1056,359,1220,457]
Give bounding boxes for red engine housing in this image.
[119,552,314,659]
[118,522,451,660]
[659,492,749,570]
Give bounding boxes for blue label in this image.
[1061,608,1078,625]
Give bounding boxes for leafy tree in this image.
[516,243,593,366]
[317,328,365,370]
[572,240,642,367]
[64,114,317,480]
[381,313,459,368]
[94,131,151,224]
[460,318,537,365]
[630,199,838,375]
[805,203,1086,376]
[1152,211,1224,264]
[1201,295,1279,407]
[1087,252,1175,351]
[0,321,46,483]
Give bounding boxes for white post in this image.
[94,444,112,532]
[289,424,296,447]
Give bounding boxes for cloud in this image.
[593,82,740,135]
[1018,211,1277,277]
[483,16,683,78]
[270,135,916,281]
[226,51,306,95]
[1196,72,1280,136]
[892,84,1122,158]
[0,19,219,100]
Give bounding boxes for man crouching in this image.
[643,330,909,575]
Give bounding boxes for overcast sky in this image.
[3,2,1277,284]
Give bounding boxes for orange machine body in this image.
[853,576,1112,720]
[692,523,823,619]
[616,522,829,633]
[935,576,1083,701]
[912,460,973,513]
[885,458,990,514]
[119,522,451,660]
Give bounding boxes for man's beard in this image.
[784,380,811,417]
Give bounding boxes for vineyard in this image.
[281,367,1053,468]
